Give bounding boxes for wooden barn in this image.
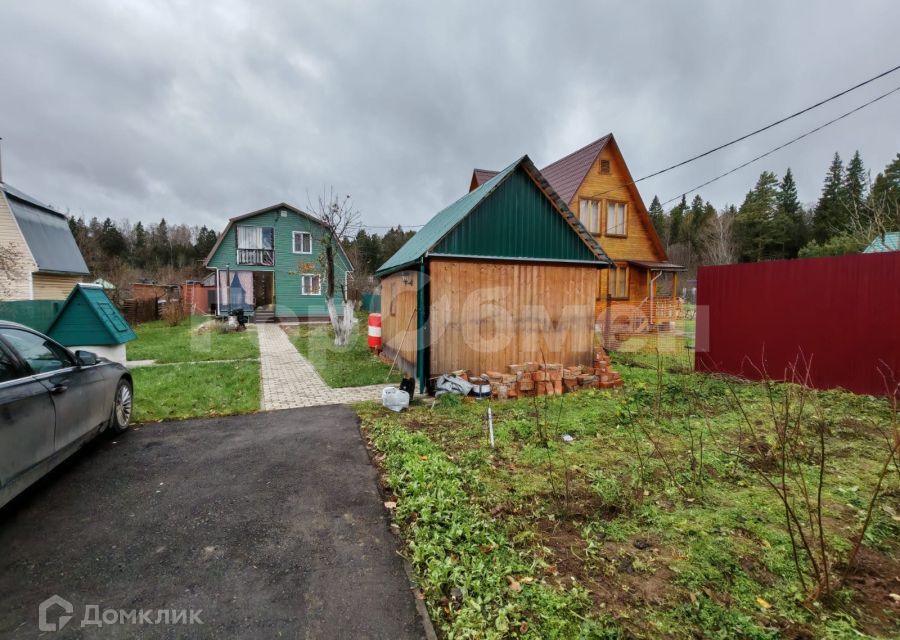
[375,156,610,391]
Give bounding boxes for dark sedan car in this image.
[0,321,133,509]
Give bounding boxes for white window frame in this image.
[292,231,312,254]
[579,198,601,234]
[606,201,627,236]
[300,273,322,296]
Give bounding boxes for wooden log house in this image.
[471,134,685,335]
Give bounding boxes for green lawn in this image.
[131,361,260,422]
[358,362,899,639]
[285,323,402,388]
[127,320,259,363]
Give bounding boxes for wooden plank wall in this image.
[31,273,82,300]
[572,144,667,309]
[428,258,597,376]
[379,270,418,376]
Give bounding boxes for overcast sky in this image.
[1,1,899,232]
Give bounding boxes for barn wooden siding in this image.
[696,252,900,396]
[380,270,419,377]
[428,258,598,376]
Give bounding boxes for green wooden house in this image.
[204,203,353,321]
[46,283,137,363]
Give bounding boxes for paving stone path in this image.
[257,323,385,410]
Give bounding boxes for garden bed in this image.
[358,362,899,639]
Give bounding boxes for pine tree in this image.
[775,168,807,258]
[869,153,900,215]
[194,226,218,260]
[735,171,780,262]
[843,150,868,223]
[812,152,844,242]
[648,195,666,239]
[667,195,687,249]
[684,195,713,263]
[99,218,127,258]
[132,221,148,269]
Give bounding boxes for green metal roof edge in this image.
[375,155,610,277]
[375,157,523,277]
[46,284,137,344]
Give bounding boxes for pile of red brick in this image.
[451,349,623,400]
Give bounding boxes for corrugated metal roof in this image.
[2,184,90,275]
[627,260,686,271]
[470,168,499,189]
[863,232,900,253]
[540,135,611,205]
[376,156,609,277]
[47,283,137,346]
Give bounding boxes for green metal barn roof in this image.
[863,232,899,253]
[375,155,609,277]
[46,284,137,347]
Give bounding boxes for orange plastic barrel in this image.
[367,313,382,350]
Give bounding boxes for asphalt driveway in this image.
[0,406,427,639]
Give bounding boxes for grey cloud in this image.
[1,0,898,231]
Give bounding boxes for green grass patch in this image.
[358,363,899,639]
[127,320,259,363]
[285,323,402,388]
[131,360,260,422]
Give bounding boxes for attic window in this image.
[599,160,611,175]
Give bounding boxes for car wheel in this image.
[110,378,133,433]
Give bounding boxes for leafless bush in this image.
[716,357,899,601]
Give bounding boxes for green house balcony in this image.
[236,248,274,266]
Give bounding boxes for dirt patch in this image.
[839,546,900,637]
[533,516,676,625]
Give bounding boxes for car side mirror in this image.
[75,350,98,366]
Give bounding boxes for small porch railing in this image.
[629,296,681,332]
[237,249,274,266]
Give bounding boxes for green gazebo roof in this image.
[47,284,137,346]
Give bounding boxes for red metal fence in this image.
[695,252,900,396]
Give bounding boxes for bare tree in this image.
[703,209,738,265]
[310,188,360,347]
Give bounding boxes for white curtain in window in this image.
[237,226,263,249]
[579,200,600,233]
[606,203,626,235]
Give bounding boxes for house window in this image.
[608,265,628,299]
[579,199,601,234]
[600,159,611,175]
[606,201,627,236]
[293,231,312,254]
[301,274,322,296]
[236,225,274,265]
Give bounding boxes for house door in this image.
[253,271,274,308]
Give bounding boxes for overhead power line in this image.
[661,83,900,205]
[638,62,900,184]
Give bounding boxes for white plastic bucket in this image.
[382,387,410,412]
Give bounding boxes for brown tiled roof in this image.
[471,168,499,189]
[539,135,611,205]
